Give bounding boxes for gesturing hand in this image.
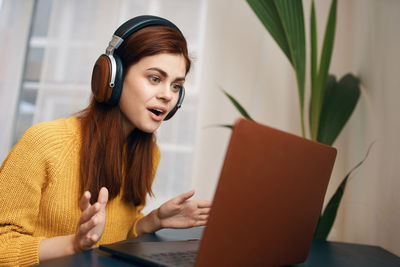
[74,187,109,252]
[156,190,212,229]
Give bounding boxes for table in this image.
[36,227,400,267]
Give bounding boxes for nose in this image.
[156,84,173,102]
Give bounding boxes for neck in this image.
[120,111,135,139]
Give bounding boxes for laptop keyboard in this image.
[146,250,197,267]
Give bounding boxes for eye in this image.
[148,75,160,83]
[171,83,183,92]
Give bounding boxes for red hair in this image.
[78,25,190,205]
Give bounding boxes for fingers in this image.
[75,232,100,251]
[78,188,108,225]
[194,220,208,227]
[77,206,104,241]
[97,187,109,206]
[193,213,209,227]
[176,190,195,205]
[75,210,102,251]
[197,214,209,221]
[79,191,91,211]
[75,188,109,252]
[78,202,100,225]
[199,207,211,215]
[197,200,212,209]
[77,213,99,236]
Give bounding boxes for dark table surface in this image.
[36,227,400,267]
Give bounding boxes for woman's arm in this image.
[0,125,51,265]
[38,235,76,261]
[135,190,212,236]
[38,188,109,261]
[0,120,109,265]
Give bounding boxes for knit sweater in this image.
[0,117,160,266]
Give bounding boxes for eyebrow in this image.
[147,67,185,82]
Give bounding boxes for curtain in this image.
[0,0,34,162]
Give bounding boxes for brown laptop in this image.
[100,118,337,266]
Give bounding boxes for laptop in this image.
[100,118,337,266]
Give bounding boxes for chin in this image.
[138,122,162,134]
[140,128,157,134]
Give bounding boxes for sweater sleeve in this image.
[129,144,161,238]
[0,125,50,266]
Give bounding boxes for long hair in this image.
[78,25,191,205]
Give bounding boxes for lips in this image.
[148,106,167,121]
[149,108,165,116]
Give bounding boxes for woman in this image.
[0,15,211,266]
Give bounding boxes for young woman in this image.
[0,15,211,265]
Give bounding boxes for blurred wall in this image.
[329,0,400,256]
[193,0,400,256]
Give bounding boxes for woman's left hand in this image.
[156,190,212,229]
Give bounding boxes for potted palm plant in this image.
[222,0,369,240]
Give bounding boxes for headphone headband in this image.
[106,15,182,56]
[115,15,182,40]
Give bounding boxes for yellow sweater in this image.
[0,117,160,266]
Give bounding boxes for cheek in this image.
[120,80,141,104]
[125,78,152,100]
[119,87,130,110]
[119,84,137,115]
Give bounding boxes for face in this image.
[119,53,186,135]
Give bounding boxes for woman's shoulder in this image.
[26,117,79,136]
[2,117,81,169]
[20,117,81,149]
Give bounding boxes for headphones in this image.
[91,15,185,121]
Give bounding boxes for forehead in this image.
[132,53,186,77]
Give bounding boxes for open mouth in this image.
[149,108,165,116]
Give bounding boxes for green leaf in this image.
[318,0,337,87]
[274,0,306,137]
[310,0,317,130]
[246,0,306,136]
[314,142,375,240]
[317,74,361,146]
[309,74,336,137]
[310,0,337,140]
[204,124,233,129]
[309,75,336,132]
[220,125,233,129]
[221,89,253,120]
[310,0,318,86]
[246,0,292,63]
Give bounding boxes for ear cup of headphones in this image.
[91,54,112,103]
[107,54,124,106]
[91,54,124,105]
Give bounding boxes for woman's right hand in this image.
[74,187,109,252]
